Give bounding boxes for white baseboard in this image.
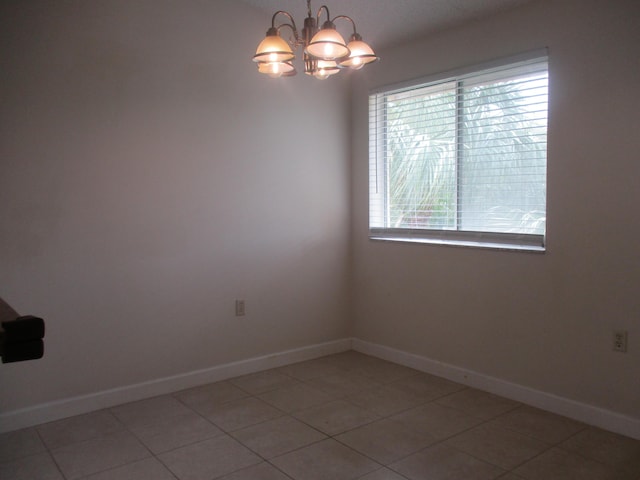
[352,338,640,440]
[0,338,352,434]
[3,337,638,440]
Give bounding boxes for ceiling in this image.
[240,0,536,50]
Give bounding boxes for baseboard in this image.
[4,337,638,440]
[352,338,640,440]
[0,338,352,433]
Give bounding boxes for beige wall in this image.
[2,0,638,431]
[0,0,351,413]
[351,0,640,420]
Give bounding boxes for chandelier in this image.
[252,0,379,79]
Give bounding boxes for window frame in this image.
[369,50,549,252]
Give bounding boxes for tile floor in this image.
[1,351,639,480]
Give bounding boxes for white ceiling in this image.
[240,0,535,49]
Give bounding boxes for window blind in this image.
[369,53,548,250]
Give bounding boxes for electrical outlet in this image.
[613,330,628,353]
[235,300,245,317]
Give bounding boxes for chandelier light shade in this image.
[305,21,350,60]
[253,27,295,63]
[312,59,340,79]
[252,0,379,79]
[339,34,379,69]
[257,60,297,78]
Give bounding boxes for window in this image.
[369,53,548,251]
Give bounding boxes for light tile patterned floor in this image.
[1,351,639,480]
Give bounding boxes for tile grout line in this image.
[34,427,68,480]
[3,352,639,480]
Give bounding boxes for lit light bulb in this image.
[324,44,334,57]
[268,62,282,78]
[315,68,329,80]
[269,52,278,62]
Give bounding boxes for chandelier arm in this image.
[269,10,302,47]
[316,5,330,24]
[331,15,358,36]
[277,23,301,47]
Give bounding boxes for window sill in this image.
[369,233,546,253]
